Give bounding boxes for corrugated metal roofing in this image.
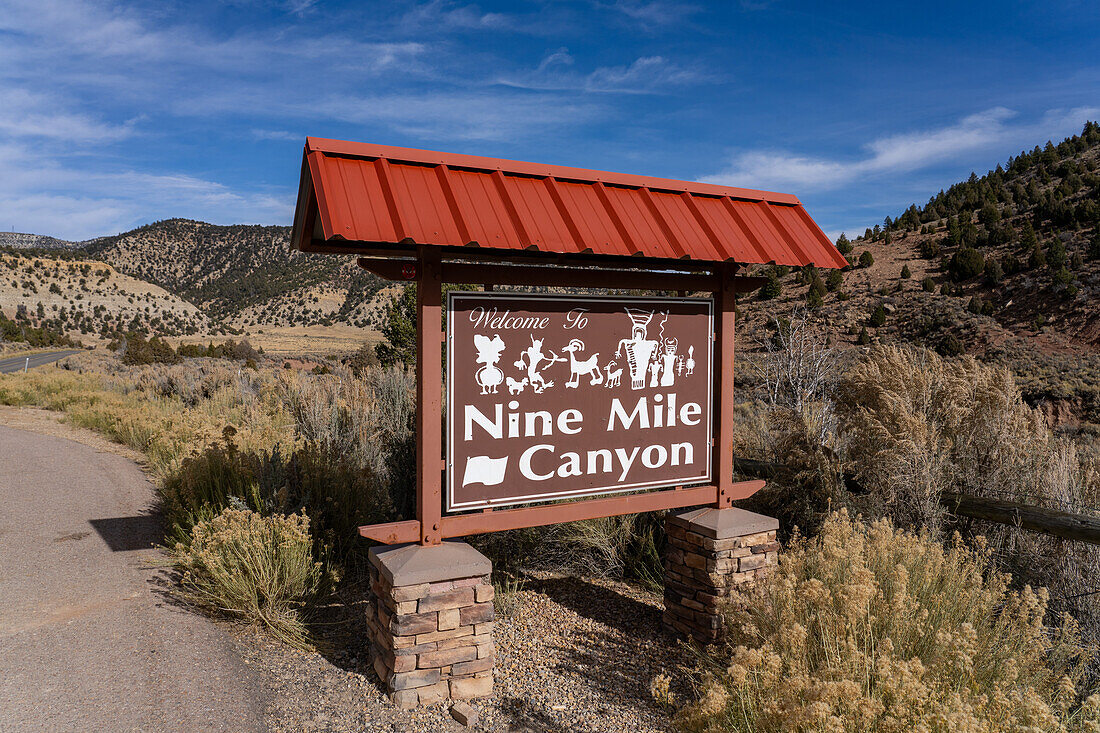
[291,137,846,269]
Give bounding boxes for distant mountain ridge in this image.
[0,232,89,250]
[1,219,389,337]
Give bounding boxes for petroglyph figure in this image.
[617,308,660,390]
[604,360,622,388]
[686,345,696,376]
[513,336,565,394]
[562,339,603,388]
[506,376,528,395]
[473,334,506,394]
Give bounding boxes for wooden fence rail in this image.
[733,458,1100,546]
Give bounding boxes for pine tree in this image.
[900,264,911,279]
[869,303,886,327]
[859,250,874,268]
[857,326,871,345]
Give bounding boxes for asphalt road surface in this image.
[0,350,82,374]
[0,424,265,732]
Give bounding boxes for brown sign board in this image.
[446,293,714,512]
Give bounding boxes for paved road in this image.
[0,425,266,732]
[0,350,82,374]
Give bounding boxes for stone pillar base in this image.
[367,541,495,709]
[663,507,779,643]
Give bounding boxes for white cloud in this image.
[608,1,699,27]
[311,91,606,141]
[0,144,289,240]
[250,129,302,142]
[703,106,1100,191]
[498,53,698,94]
[399,1,510,31]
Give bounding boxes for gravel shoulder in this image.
[236,571,692,733]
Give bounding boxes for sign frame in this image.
[445,291,715,512]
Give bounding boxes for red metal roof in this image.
[291,137,846,269]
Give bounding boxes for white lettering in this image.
[671,442,693,466]
[608,397,649,431]
[465,404,502,440]
[557,452,583,477]
[587,449,613,474]
[557,409,582,434]
[519,444,555,480]
[642,444,667,468]
[680,402,701,426]
[614,447,640,481]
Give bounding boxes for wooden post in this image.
[417,245,443,545]
[713,262,737,507]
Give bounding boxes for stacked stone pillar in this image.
[367,541,495,708]
[663,507,779,642]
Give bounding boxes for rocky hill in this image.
[84,220,387,327]
[0,250,214,338]
[734,120,1100,423]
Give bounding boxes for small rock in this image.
[450,701,478,727]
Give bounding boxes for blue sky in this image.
[1,0,1098,242]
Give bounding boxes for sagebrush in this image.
[677,511,1099,732]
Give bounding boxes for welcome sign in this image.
[446,293,714,511]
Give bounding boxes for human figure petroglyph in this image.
[473,334,506,394]
[686,345,695,376]
[513,336,565,394]
[617,308,660,390]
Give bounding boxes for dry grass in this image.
[0,351,289,478]
[171,508,324,648]
[677,511,1100,733]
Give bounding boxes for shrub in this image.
[121,333,181,365]
[949,246,985,281]
[985,257,1004,285]
[759,270,782,300]
[921,276,935,292]
[171,508,323,647]
[677,512,1099,733]
[919,239,940,259]
[858,250,874,268]
[835,233,853,255]
[856,326,870,345]
[900,264,911,279]
[869,303,886,327]
[806,286,823,309]
[825,269,843,292]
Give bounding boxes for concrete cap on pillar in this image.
[369,540,492,586]
[668,507,778,540]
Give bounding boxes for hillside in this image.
[85,220,386,326]
[734,120,1100,424]
[0,250,214,339]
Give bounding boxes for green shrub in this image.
[869,303,886,327]
[857,326,871,345]
[900,264,911,279]
[919,239,940,259]
[825,269,843,292]
[677,512,1098,733]
[985,257,1004,285]
[858,250,874,268]
[835,233,853,255]
[171,508,323,647]
[921,276,935,292]
[949,246,985,281]
[759,271,782,300]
